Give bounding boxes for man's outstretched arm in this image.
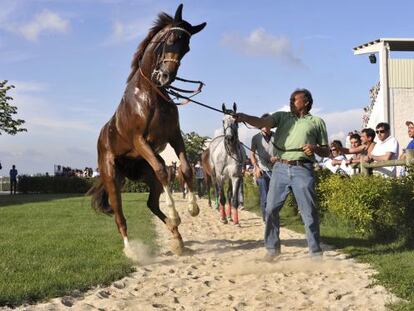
[233,113,273,129]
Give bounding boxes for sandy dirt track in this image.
[9,194,399,311]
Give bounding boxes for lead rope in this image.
[140,66,304,153]
[139,68,173,103]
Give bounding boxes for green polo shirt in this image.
[271,111,328,161]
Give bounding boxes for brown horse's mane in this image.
[126,12,173,83]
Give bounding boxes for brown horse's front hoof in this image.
[188,203,200,217]
[170,238,184,256]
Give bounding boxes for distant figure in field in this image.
[194,160,205,198]
[9,165,18,195]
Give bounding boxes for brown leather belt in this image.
[278,159,313,166]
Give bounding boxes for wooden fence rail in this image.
[359,149,414,176]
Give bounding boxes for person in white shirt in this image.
[339,133,362,175]
[366,122,399,177]
[322,140,347,174]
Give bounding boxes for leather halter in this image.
[156,27,192,66]
[139,67,172,103]
[169,27,192,37]
[138,26,194,102]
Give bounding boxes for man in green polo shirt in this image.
[234,88,330,260]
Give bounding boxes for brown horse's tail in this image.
[86,178,113,216]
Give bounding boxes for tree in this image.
[0,80,27,135]
[182,131,209,164]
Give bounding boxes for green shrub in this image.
[17,176,155,193]
[122,179,149,192]
[18,176,153,194]
[244,175,259,211]
[317,173,414,240]
[244,169,414,243]
[18,176,94,194]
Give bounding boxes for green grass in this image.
[0,193,157,307]
[244,181,414,310]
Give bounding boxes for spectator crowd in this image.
[54,165,99,178]
[319,120,414,178]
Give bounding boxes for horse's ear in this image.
[233,102,237,113]
[190,22,207,35]
[222,103,226,112]
[174,4,183,23]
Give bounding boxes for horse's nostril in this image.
[162,72,169,80]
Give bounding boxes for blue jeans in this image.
[265,162,321,255]
[256,171,271,221]
[238,178,244,206]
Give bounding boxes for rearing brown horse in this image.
[88,4,206,255]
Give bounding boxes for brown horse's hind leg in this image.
[170,132,200,217]
[100,153,129,247]
[176,155,200,217]
[143,163,184,255]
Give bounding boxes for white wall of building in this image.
[390,88,414,150]
[367,88,385,130]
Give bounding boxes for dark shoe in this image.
[263,248,281,262]
[310,251,323,262]
[263,253,280,262]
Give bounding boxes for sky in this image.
[1,0,414,175]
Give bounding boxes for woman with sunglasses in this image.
[321,140,347,174]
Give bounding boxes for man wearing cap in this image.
[234,88,330,260]
[400,121,414,160]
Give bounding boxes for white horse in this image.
[205,103,245,225]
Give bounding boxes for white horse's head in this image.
[222,103,239,151]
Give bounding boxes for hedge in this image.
[17,176,150,194]
[317,172,414,241]
[244,169,414,243]
[18,176,94,194]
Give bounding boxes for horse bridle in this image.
[138,26,204,104]
[223,121,243,164]
[152,27,191,78]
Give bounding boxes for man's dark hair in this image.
[290,88,313,113]
[361,128,376,140]
[376,122,390,131]
[331,140,343,148]
[350,133,361,142]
